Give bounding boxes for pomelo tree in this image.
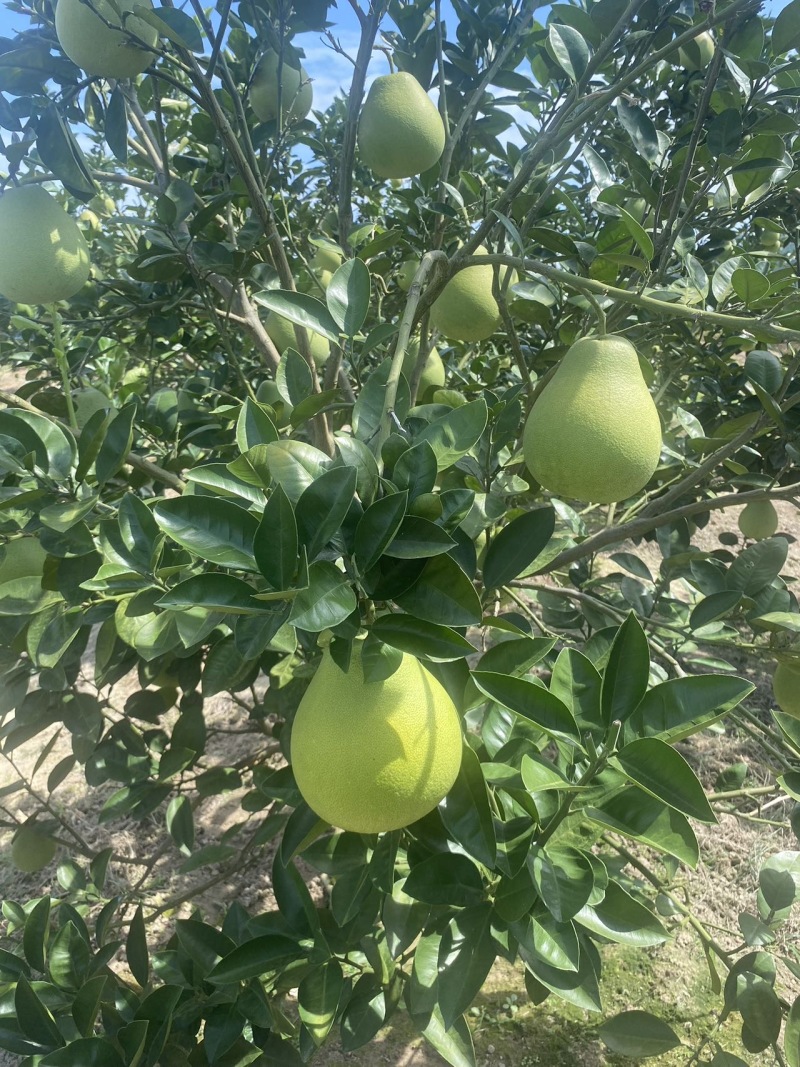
[0,0,799,1064]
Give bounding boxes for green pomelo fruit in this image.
[73,386,113,430]
[11,825,57,873]
[0,186,90,305]
[251,50,313,124]
[402,339,445,400]
[55,0,158,78]
[523,334,662,504]
[357,72,446,179]
[677,30,715,71]
[774,661,800,718]
[265,311,330,367]
[290,642,463,832]
[430,251,516,342]
[738,500,779,540]
[256,379,292,428]
[311,242,342,273]
[432,388,467,408]
[0,538,47,584]
[397,257,420,292]
[760,230,782,250]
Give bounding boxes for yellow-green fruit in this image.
[290,642,463,833]
[357,72,446,179]
[402,339,445,400]
[256,379,292,428]
[773,661,800,717]
[397,257,420,292]
[73,386,113,429]
[311,243,342,273]
[251,50,313,124]
[523,334,662,504]
[677,30,715,70]
[738,500,779,540]
[121,366,149,397]
[430,251,516,342]
[760,230,782,250]
[0,538,47,584]
[11,826,57,873]
[265,312,329,367]
[0,186,90,305]
[55,0,158,79]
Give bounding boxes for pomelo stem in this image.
[50,304,78,431]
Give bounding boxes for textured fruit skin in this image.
[523,334,662,504]
[738,500,779,540]
[11,826,57,873]
[265,311,329,367]
[0,538,47,584]
[402,339,445,399]
[251,51,313,123]
[0,186,90,305]
[431,261,499,342]
[311,243,342,273]
[55,0,158,78]
[291,644,463,833]
[357,72,445,179]
[773,662,800,717]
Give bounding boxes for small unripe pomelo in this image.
[265,311,329,367]
[677,30,715,71]
[430,249,516,343]
[523,334,662,504]
[397,257,420,292]
[738,500,779,540]
[11,825,57,873]
[0,186,90,305]
[290,641,463,833]
[0,538,47,584]
[310,242,342,274]
[55,0,158,79]
[357,72,445,179]
[251,50,313,124]
[402,338,445,400]
[256,379,292,428]
[773,661,800,718]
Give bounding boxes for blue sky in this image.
[0,0,787,111]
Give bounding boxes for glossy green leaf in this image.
[158,574,265,614]
[371,613,475,661]
[437,905,496,1030]
[384,516,456,558]
[439,745,496,866]
[586,785,699,866]
[254,484,299,590]
[726,537,788,595]
[599,1011,681,1057]
[207,935,300,984]
[624,674,753,743]
[299,960,343,1046]
[471,671,580,742]
[612,738,716,822]
[575,882,668,946]
[415,400,488,470]
[327,258,370,336]
[601,612,650,725]
[15,975,63,1049]
[528,845,594,923]
[295,465,356,560]
[482,507,555,590]
[236,398,279,452]
[254,289,340,342]
[154,497,258,570]
[404,853,485,907]
[393,553,478,624]
[354,490,408,573]
[288,560,356,631]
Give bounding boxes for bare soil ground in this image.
[0,365,797,1065]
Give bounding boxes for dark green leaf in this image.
[404,854,485,907]
[255,484,299,590]
[326,259,370,336]
[612,738,716,822]
[207,935,300,984]
[354,491,408,573]
[288,560,356,631]
[371,613,475,661]
[394,554,482,626]
[439,745,496,866]
[482,508,555,590]
[624,675,753,743]
[295,466,356,560]
[599,1011,681,1057]
[471,672,580,742]
[154,497,258,570]
[601,613,650,725]
[586,785,699,866]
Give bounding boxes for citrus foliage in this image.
[0,0,799,1064]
